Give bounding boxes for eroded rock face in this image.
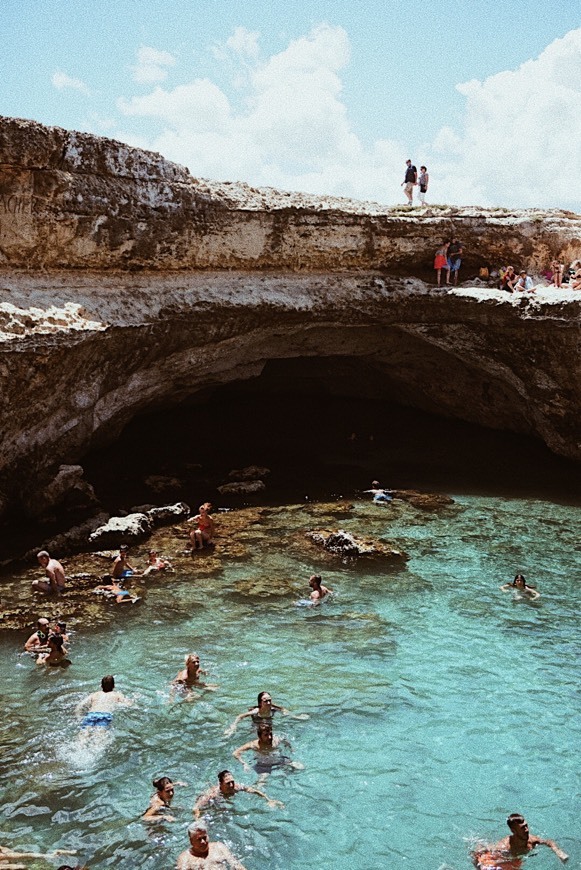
[0,117,580,521]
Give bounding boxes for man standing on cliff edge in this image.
[401,159,417,206]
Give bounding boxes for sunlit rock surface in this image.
[1,116,580,522]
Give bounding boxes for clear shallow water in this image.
[1,494,579,869]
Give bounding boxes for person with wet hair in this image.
[308,574,333,605]
[143,549,172,576]
[472,812,568,866]
[500,574,540,600]
[143,775,187,821]
[232,720,303,775]
[36,633,70,666]
[176,820,247,869]
[24,617,51,651]
[193,768,283,818]
[171,654,218,697]
[75,675,133,727]
[224,691,307,736]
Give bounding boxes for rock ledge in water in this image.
[306,529,408,563]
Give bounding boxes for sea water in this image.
[0,493,579,869]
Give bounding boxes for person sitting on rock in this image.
[189,503,214,550]
[112,545,140,579]
[514,270,534,292]
[33,551,66,594]
[500,265,517,292]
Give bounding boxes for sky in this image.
[2,0,580,210]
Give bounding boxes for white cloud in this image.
[429,28,581,208]
[112,24,581,210]
[131,45,176,84]
[52,71,90,95]
[226,26,260,59]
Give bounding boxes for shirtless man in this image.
[193,769,283,818]
[233,721,302,775]
[308,574,332,605]
[24,618,51,651]
[171,654,218,697]
[176,821,246,870]
[112,545,140,580]
[75,675,132,727]
[33,551,66,594]
[473,813,568,867]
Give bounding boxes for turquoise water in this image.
[1,494,579,869]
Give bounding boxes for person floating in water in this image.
[500,574,540,600]
[143,775,187,822]
[143,549,172,576]
[75,675,133,728]
[171,654,218,698]
[193,769,283,818]
[36,632,70,667]
[24,617,51,652]
[232,721,303,775]
[365,480,394,504]
[33,550,66,594]
[112,545,141,580]
[224,691,308,736]
[472,813,568,867]
[176,821,247,870]
[308,574,333,605]
[189,503,215,550]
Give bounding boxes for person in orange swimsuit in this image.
[189,503,215,550]
[434,242,450,287]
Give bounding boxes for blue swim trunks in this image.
[373,492,393,503]
[120,569,134,579]
[82,711,113,727]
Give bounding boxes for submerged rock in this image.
[305,529,408,563]
[228,465,271,481]
[230,575,300,598]
[392,490,455,511]
[217,480,266,495]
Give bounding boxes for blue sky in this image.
[2,0,580,208]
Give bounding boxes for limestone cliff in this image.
[0,117,580,520]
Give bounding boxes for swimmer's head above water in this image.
[152,775,175,798]
[101,675,115,692]
[218,769,236,795]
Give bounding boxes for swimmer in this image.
[472,813,568,867]
[232,721,303,775]
[171,654,218,698]
[93,579,139,604]
[224,691,308,736]
[176,821,247,870]
[308,574,333,605]
[500,574,540,600]
[112,545,141,580]
[52,620,70,643]
[364,480,394,503]
[143,775,188,822]
[189,503,215,550]
[143,549,172,576]
[193,769,283,818]
[36,633,70,666]
[33,550,66,594]
[75,675,133,727]
[24,617,51,652]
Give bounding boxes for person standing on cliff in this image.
[401,159,417,206]
[447,238,463,284]
[33,551,66,594]
[418,166,429,206]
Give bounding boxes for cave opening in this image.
[81,355,581,514]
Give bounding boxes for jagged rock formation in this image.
[1,116,580,521]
